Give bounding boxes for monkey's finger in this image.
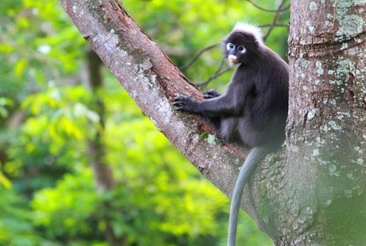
[172,99,185,110]
[173,104,187,111]
[173,96,188,101]
[203,94,212,99]
[172,96,187,106]
[172,102,183,108]
[172,99,183,106]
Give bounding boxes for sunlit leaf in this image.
[0,172,12,189]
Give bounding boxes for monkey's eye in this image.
[238,46,246,54]
[226,43,235,51]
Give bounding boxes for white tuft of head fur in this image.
[232,22,264,46]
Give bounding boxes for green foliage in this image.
[0,0,289,245]
[0,97,14,119]
[31,168,100,239]
[104,99,229,244]
[0,188,42,246]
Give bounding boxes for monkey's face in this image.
[223,30,260,66]
[226,42,246,67]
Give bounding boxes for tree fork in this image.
[61,0,366,244]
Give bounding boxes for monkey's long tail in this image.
[227,146,270,246]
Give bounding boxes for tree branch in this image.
[247,0,290,13]
[179,44,219,71]
[60,0,250,204]
[195,59,232,87]
[262,0,289,41]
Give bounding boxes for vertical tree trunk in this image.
[85,50,125,245]
[259,1,366,244]
[86,49,115,193]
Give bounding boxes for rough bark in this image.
[61,0,366,245]
[257,1,366,244]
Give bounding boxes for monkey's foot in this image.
[203,89,220,99]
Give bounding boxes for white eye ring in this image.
[238,46,246,54]
[226,43,235,51]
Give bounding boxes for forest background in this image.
[0,0,289,245]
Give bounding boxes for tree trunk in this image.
[86,49,115,193]
[85,50,126,245]
[269,1,366,244]
[61,0,366,245]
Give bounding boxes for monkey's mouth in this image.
[228,55,239,67]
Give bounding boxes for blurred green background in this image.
[0,0,289,245]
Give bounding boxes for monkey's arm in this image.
[173,93,244,117]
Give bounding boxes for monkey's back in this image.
[237,47,289,148]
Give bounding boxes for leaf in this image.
[0,172,12,189]
[14,59,27,77]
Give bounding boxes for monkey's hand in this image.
[172,96,197,113]
[203,89,220,99]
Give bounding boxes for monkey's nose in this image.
[228,55,238,67]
